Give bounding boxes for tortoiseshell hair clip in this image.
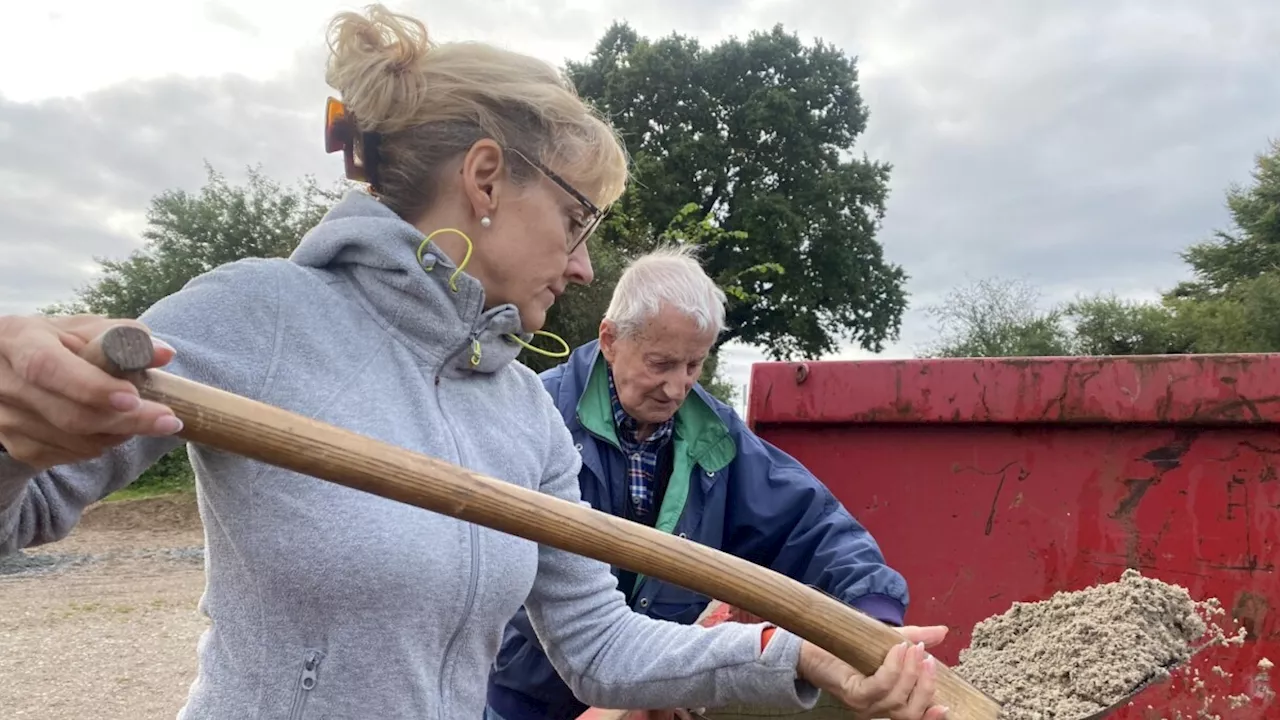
[324,97,383,192]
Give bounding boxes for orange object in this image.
[324,97,349,154]
[761,626,777,651]
[323,96,370,184]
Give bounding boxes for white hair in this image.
[604,243,727,339]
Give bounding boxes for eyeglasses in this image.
[506,147,605,254]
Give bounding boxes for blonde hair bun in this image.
[320,3,629,220]
[325,4,433,133]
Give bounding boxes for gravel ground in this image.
[0,493,209,720]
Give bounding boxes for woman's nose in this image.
[566,243,594,286]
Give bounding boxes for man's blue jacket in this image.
[486,340,909,720]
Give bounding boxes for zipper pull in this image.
[301,652,320,691]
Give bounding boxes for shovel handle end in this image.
[82,325,155,377]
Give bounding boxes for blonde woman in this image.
[0,6,948,720]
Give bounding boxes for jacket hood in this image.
[290,189,528,376]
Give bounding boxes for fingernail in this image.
[109,392,141,412]
[925,655,936,670]
[154,415,183,435]
[152,337,175,353]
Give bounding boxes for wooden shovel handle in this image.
[83,325,1000,720]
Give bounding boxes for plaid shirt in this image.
[606,369,675,519]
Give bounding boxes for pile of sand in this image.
[955,569,1247,719]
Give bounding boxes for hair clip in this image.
[324,96,369,183]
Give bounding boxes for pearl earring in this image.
[480,216,492,228]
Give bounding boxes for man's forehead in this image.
[638,307,710,335]
[642,346,707,361]
[632,329,715,362]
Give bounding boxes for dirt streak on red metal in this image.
[747,354,1278,720]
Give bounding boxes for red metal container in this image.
[746,354,1278,719]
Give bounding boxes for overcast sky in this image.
[2,1,1277,405]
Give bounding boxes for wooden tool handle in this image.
[84,326,999,720]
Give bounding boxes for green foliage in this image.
[521,239,629,374]
[659,203,785,315]
[923,139,1280,359]
[1156,138,1280,352]
[921,278,1073,358]
[1063,295,1189,356]
[1165,272,1280,352]
[922,280,1210,359]
[524,210,741,401]
[105,447,195,501]
[54,164,345,495]
[697,352,739,406]
[1171,138,1280,299]
[568,22,903,360]
[526,202,746,398]
[46,164,343,319]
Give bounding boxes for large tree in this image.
[1157,138,1280,352]
[1169,138,1280,301]
[567,23,904,360]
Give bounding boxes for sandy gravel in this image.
[0,493,208,720]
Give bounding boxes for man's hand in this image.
[796,626,950,720]
[0,314,181,470]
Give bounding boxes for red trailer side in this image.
[746,354,1278,719]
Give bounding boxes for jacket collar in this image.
[290,190,527,377]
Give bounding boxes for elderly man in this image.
[485,245,911,720]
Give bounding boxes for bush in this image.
[106,446,195,501]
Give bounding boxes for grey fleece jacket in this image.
[0,190,819,720]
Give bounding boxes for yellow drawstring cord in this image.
[505,331,570,358]
[420,228,474,294]
[417,228,572,366]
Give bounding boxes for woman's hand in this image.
[0,314,181,470]
[796,625,950,720]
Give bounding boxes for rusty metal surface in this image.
[746,355,1279,720]
[748,354,1280,426]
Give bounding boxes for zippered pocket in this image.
[288,650,324,720]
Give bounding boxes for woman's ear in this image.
[460,138,505,220]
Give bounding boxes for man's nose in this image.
[566,243,594,286]
[663,377,692,401]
